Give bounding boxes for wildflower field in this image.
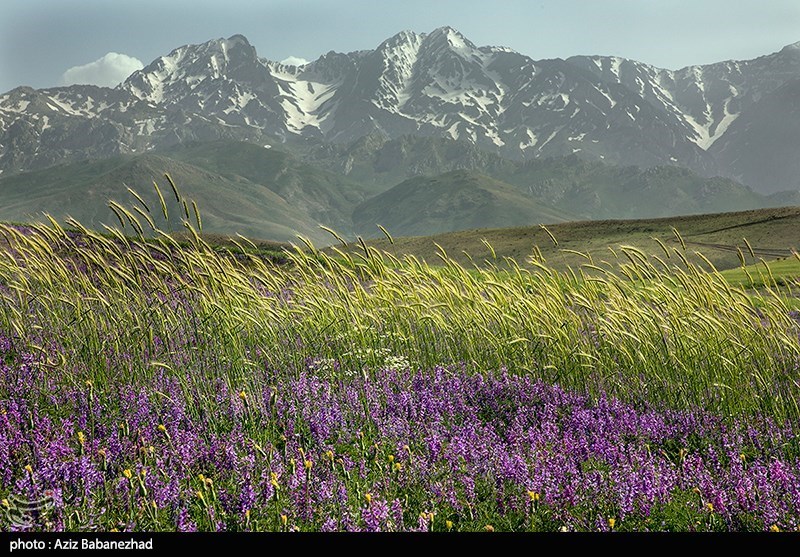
[2,180,800,532]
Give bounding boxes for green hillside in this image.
[0,154,329,243]
[342,206,800,273]
[160,140,369,234]
[353,170,577,238]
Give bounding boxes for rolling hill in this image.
[342,206,800,273]
[159,140,370,234]
[353,170,576,237]
[0,153,333,243]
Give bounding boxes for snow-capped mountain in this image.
[1,28,799,192]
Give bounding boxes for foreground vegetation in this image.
[1,184,800,531]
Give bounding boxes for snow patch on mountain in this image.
[221,90,255,114]
[1,98,30,113]
[271,64,339,132]
[519,128,538,150]
[47,96,84,116]
[705,98,739,148]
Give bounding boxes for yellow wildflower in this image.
[608,518,616,529]
[484,525,494,532]
[122,469,133,479]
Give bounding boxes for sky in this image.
[2,0,800,94]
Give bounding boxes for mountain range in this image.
[1,28,800,242]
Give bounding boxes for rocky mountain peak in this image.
[2,29,800,194]
[426,26,475,49]
[779,40,800,56]
[379,30,423,48]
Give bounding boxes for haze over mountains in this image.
[1,28,799,242]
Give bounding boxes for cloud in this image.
[280,55,309,66]
[61,52,144,87]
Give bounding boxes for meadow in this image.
[1,179,800,532]
[349,205,800,274]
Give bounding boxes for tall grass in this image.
[0,179,798,424]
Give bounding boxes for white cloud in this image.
[61,52,144,87]
[280,55,309,66]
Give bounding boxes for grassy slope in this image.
[160,140,370,235]
[719,257,800,289]
[353,170,577,238]
[341,206,800,273]
[0,152,350,244]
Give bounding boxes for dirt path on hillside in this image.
[682,240,795,258]
[684,211,800,238]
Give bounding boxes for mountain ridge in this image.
[2,28,800,193]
